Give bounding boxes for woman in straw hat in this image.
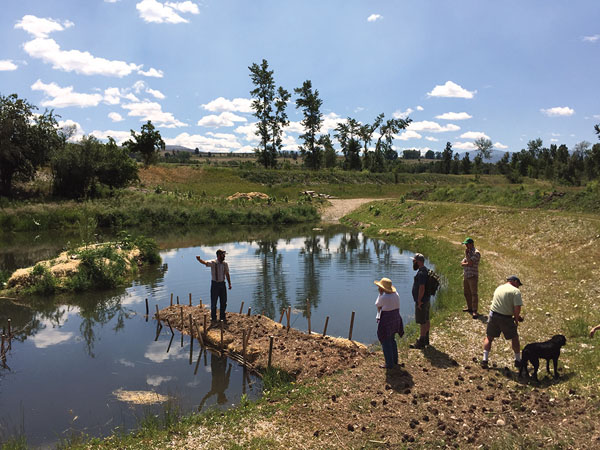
[374,277,404,369]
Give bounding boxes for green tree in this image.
[124,120,164,167]
[424,150,435,159]
[335,118,362,170]
[474,137,493,160]
[441,142,453,174]
[369,116,411,173]
[249,59,290,168]
[461,152,472,174]
[294,80,323,170]
[320,134,337,169]
[0,93,62,196]
[451,153,460,174]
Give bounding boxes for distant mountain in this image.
[165,145,194,152]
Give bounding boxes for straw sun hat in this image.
[374,277,396,293]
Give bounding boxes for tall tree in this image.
[441,142,453,174]
[474,137,493,160]
[124,120,164,167]
[0,93,62,196]
[294,80,323,170]
[335,118,362,170]
[360,114,383,171]
[369,115,411,173]
[249,59,289,168]
[320,134,337,169]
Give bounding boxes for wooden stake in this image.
[268,335,274,368]
[166,319,174,336]
[166,334,174,352]
[194,321,204,346]
[286,306,291,330]
[7,319,11,337]
[189,293,192,306]
[194,348,202,375]
[307,299,311,334]
[170,293,173,306]
[239,301,244,314]
[180,306,184,327]
[348,311,356,341]
[203,314,207,335]
[189,314,194,337]
[145,299,149,316]
[323,316,329,336]
[189,333,193,365]
[199,298,203,307]
[279,309,285,324]
[247,307,251,316]
[155,304,160,321]
[176,295,179,305]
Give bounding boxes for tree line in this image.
[0,93,164,198]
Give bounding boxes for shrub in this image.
[27,264,57,295]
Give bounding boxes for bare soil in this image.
[320,198,380,223]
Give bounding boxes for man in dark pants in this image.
[196,249,231,323]
[410,253,431,349]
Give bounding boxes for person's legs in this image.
[380,336,395,368]
[463,278,473,312]
[482,335,494,367]
[218,283,227,321]
[210,282,218,321]
[469,277,479,314]
[392,335,398,365]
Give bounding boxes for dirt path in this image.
[320,198,381,223]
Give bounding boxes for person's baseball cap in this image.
[506,275,522,286]
[412,253,425,262]
[216,249,226,255]
[462,237,474,244]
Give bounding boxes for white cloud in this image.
[459,131,490,140]
[137,0,198,24]
[416,105,424,111]
[541,106,574,117]
[494,142,508,149]
[582,34,600,43]
[164,132,243,152]
[122,100,186,127]
[147,88,165,99]
[367,14,383,22]
[427,81,476,99]
[31,79,103,108]
[90,129,133,144]
[0,60,18,71]
[354,106,365,113]
[197,112,247,127]
[144,340,186,363]
[15,15,73,38]
[286,121,305,134]
[408,120,460,133]
[23,37,142,77]
[117,358,134,367]
[202,97,253,113]
[453,141,476,150]
[435,111,472,120]
[138,67,164,78]
[31,327,74,348]
[593,114,600,120]
[108,112,124,122]
[393,108,413,119]
[396,130,422,141]
[166,1,199,14]
[321,112,346,134]
[147,375,173,386]
[234,123,259,142]
[425,136,438,142]
[550,138,559,142]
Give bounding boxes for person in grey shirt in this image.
[196,249,231,323]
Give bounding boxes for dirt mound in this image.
[158,305,369,381]
[227,192,270,201]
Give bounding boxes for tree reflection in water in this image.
[252,240,289,318]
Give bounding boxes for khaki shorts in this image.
[486,313,517,340]
[415,301,430,324]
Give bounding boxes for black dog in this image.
[519,334,567,380]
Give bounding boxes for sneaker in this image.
[409,338,426,349]
[472,313,479,319]
[480,360,489,369]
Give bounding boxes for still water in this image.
[0,225,431,447]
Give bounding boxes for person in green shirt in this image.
[481,275,524,369]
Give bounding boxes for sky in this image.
[1,0,599,155]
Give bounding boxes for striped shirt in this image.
[207,260,229,282]
[463,248,480,279]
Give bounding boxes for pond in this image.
[0,224,433,447]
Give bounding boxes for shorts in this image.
[415,301,430,324]
[486,312,517,340]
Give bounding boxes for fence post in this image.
[170,293,173,307]
[239,301,244,314]
[307,299,311,334]
[348,311,355,341]
[189,293,192,306]
[247,307,251,316]
[155,305,160,321]
[242,330,247,364]
[145,299,149,317]
[323,316,329,336]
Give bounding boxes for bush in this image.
[27,264,57,295]
[69,246,127,291]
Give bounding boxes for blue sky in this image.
[1,0,599,154]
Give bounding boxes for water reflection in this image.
[198,352,232,408]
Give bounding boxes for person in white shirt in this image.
[374,277,404,369]
[196,249,231,323]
